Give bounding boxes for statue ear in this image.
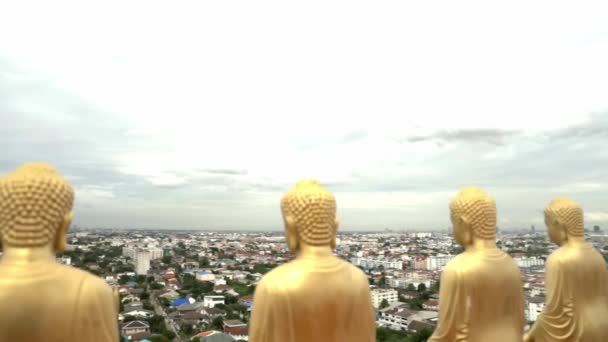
[285,215,299,253]
[54,211,73,253]
[330,218,339,249]
[460,215,473,244]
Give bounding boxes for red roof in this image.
[224,326,248,335]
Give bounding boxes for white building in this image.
[351,258,403,270]
[371,289,399,308]
[514,257,545,269]
[57,256,71,265]
[203,295,225,308]
[123,246,161,275]
[135,251,151,275]
[196,271,216,282]
[527,296,545,322]
[425,255,454,270]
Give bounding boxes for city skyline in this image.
[2,2,608,229]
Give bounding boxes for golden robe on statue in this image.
[527,244,608,342]
[429,249,525,342]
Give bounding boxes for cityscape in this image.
[7,225,605,342]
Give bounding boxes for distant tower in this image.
[496,226,500,234]
[531,225,536,234]
[594,225,601,233]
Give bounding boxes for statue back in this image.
[248,255,376,342]
[546,245,608,341]
[0,261,118,342]
[431,249,525,342]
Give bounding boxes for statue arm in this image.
[353,277,376,342]
[73,277,119,342]
[249,282,275,342]
[428,268,465,342]
[526,255,573,341]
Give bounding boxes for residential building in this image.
[351,257,403,270]
[425,255,453,270]
[203,296,225,308]
[371,289,398,308]
[121,321,150,336]
[197,271,216,282]
[223,320,248,341]
[422,300,439,311]
[527,296,546,322]
[514,256,545,269]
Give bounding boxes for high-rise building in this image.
[135,251,151,275]
[123,246,158,275]
[594,225,601,233]
[531,225,536,234]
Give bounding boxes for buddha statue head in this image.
[449,187,496,246]
[280,179,339,253]
[544,197,584,245]
[0,162,74,252]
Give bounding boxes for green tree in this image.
[430,279,440,293]
[225,295,238,305]
[379,299,389,309]
[406,283,416,292]
[149,336,170,342]
[417,283,427,292]
[118,275,131,285]
[143,301,154,311]
[199,257,210,267]
[211,316,224,330]
[140,292,150,301]
[162,331,176,340]
[147,276,155,284]
[411,327,433,342]
[162,255,172,264]
[151,283,165,290]
[181,323,194,335]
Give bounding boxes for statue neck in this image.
[564,235,586,247]
[0,245,56,265]
[296,242,333,259]
[464,238,496,251]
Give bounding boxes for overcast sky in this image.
[1,1,607,230]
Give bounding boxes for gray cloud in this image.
[2,55,608,230]
[404,128,521,145]
[197,168,249,175]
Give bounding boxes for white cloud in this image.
[585,212,608,223]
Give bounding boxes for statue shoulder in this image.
[79,274,114,300]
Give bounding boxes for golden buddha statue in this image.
[429,187,525,342]
[248,180,375,342]
[0,163,118,342]
[524,198,608,342]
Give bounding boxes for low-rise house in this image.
[214,285,234,293]
[422,299,439,311]
[119,308,154,320]
[223,320,248,341]
[121,320,151,336]
[192,330,236,342]
[197,271,216,282]
[201,307,226,318]
[407,320,434,333]
[203,295,225,308]
[178,301,205,315]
